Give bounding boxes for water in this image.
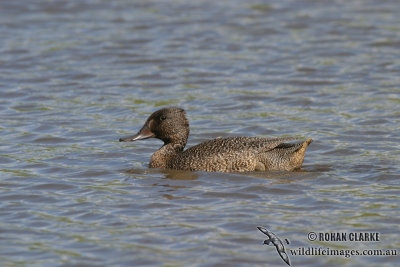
[1,0,399,266]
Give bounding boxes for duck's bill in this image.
[119,126,155,142]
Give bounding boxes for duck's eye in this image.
[160,115,167,121]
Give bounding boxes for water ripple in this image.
[1,0,399,266]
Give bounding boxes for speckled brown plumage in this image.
[120,107,312,172]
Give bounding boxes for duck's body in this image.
[150,136,312,172]
[120,107,312,173]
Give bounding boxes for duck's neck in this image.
[149,141,186,169]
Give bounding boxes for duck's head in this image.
[119,107,189,145]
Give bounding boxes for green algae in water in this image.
[250,4,273,12]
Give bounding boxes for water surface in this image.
[1,0,399,266]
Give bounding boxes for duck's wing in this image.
[271,138,312,153]
[185,137,301,155]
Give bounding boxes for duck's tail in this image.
[303,138,313,148]
[292,138,312,169]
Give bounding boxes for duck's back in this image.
[169,137,312,172]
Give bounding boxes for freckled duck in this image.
[119,107,312,172]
